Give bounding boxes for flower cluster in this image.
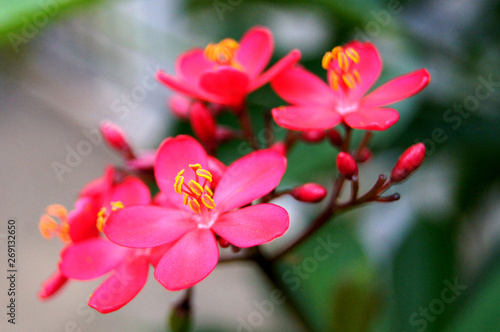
[40,26,429,321]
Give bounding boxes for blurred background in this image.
[1,0,500,331]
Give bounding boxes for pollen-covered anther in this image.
[97,201,124,232]
[39,204,70,243]
[175,165,216,214]
[323,45,361,90]
[204,38,240,67]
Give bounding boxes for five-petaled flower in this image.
[271,41,430,131]
[104,135,289,290]
[156,26,301,108]
[39,166,158,313]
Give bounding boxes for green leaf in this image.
[391,219,455,332]
[443,253,500,332]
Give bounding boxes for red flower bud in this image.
[168,94,192,119]
[215,126,237,142]
[391,143,426,183]
[336,152,358,180]
[190,102,216,145]
[291,183,327,203]
[327,129,343,147]
[270,142,287,156]
[301,130,326,143]
[100,121,134,159]
[355,147,372,163]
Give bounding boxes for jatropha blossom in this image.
[104,135,289,290]
[156,26,301,108]
[39,167,158,313]
[271,41,430,131]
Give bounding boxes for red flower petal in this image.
[208,156,227,188]
[155,135,208,209]
[271,66,336,107]
[344,41,382,103]
[60,238,130,280]
[250,49,301,91]
[361,69,431,107]
[199,66,249,99]
[344,107,400,131]
[154,228,218,290]
[111,177,151,206]
[271,105,342,131]
[157,70,227,105]
[149,242,176,267]
[212,204,289,248]
[39,270,68,299]
[213,149,286,213]
[236,26,273,79]
[89,256,149,314]
[105,206,195,248]
[175,49,212,85]
[68,196,100,243]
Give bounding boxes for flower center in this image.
[174,164,216,214]
[96,201,124,232]
[39,204,70,243]
[322,46,361,91]
[204,38,242,69]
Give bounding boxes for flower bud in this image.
[215,126,237,142]
[270,142,287,156]
[391,143,426,183]
[336,152,358,180]
[355,147,372,163]
[327,129,343,147]
[291,183,327,203]
[100,121,134,159]
[301,130,326,143]
[190,102,216,145]
[168,94,192,119]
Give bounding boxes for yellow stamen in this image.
[342,74,356,89]
[96,201,124,232]
[196,169,213,182]
[204,38,240,66]
[345,48,360,63]
[174,169,185,194]
[39,215,59,239]
[322,52,333,70]
[39,204,70,243]
[330,72,340,91]
[204,185,213,197]
[188,199,201,214]
[188,180,204,196]
[46,204,67,220]
[174,166,216,214]
[96,207,107,232]
[353,69,361,84]
[111,201,124,211]
[189,164,202,172]
[323,45,362,90]
[201,195,215,209]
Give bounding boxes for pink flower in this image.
[39,167,155,313]
[156,26,301,108]
[104,136,289,290]
[271,41,430,131]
